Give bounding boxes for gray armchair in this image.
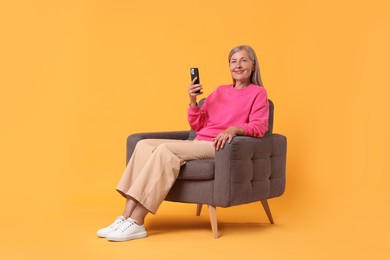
[126,99,287,238]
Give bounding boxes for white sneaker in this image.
[97,216,125,238]
[106,218,147,242]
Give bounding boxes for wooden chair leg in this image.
[208,205,219,239]
[196,204,203,216]
[260,200,274,224]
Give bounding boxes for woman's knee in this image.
[135,139,160,149]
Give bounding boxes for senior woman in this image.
[97,45,269,242]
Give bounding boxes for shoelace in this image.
[118,219,136,232]
[109,218,124,228]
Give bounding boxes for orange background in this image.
[1,0,389,259]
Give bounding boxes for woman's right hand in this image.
[188,77,203,107]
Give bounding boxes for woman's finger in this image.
[191,77,198,85]
[227,134,233,144]
[219,138,227,150]
[214,135,222,150]
[214,134,229,150]
[188,84,202,95]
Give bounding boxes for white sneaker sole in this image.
[97,232,109,238]
[107,231,147,242]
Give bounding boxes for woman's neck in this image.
[234,81,251,89]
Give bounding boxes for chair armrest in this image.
[126,131,191,164]
[213,134,287,206]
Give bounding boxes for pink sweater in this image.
[188,84,269,141]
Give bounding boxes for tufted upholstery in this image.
[126,99,287,238]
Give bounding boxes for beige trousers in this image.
[116,139,215,214]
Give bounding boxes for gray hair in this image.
[228,45,263,87]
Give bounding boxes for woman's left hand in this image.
[213,126,244,151]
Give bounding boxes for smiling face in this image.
[229,50,255,86]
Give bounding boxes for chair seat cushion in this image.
[178,160,215,180]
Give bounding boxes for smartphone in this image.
[190,68,201,93]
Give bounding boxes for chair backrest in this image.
[188,98,274,140]
[267,99,274,136]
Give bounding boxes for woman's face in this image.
[229,50,254,84]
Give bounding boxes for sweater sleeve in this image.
[238,89,269,137]
[187,100,208,131]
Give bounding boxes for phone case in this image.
[190,68,200,84]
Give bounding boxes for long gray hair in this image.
[228,45,263,87]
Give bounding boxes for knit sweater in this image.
[187,84,269,141]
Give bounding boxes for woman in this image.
[97,45,269,242]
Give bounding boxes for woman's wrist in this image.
[189,97,198,107]
[228,126,244,136]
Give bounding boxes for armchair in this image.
[126,99,287,238]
